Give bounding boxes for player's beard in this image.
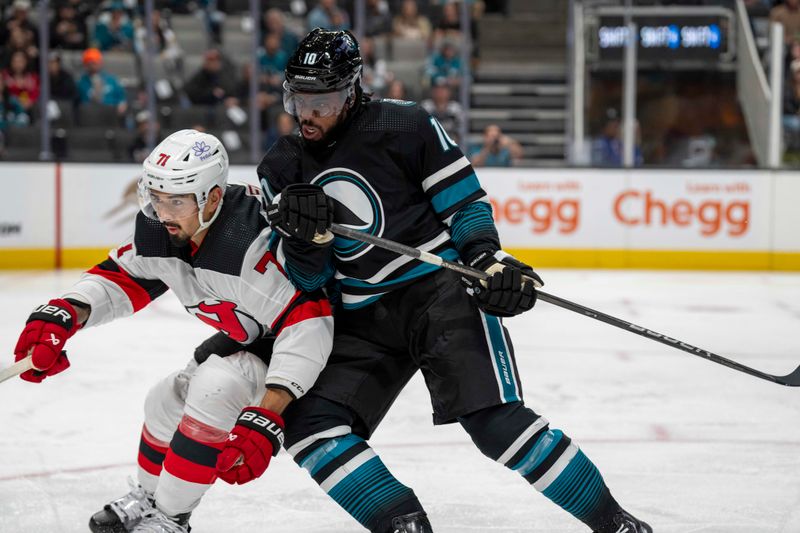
[163,223,191,248]
[300,110,349,151]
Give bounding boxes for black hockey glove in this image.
[194,331,244,364]
[463,251,543,318]
[266,184,334,245]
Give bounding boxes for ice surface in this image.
[1,269,799,533]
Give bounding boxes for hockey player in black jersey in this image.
[258,29,653,533]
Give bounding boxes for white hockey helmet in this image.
[138,129,229,233]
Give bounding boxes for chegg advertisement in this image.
[0,164,798,270]
[479,168,771,253]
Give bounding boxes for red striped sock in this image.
[162,427,226,484]
[138,425,169,476]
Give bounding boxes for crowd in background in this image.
[0,0,523,166]
[8,0,798,169]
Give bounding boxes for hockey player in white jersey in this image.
[10,130,333,533]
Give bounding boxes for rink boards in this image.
[1,163,799,270]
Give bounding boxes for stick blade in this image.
[775,363,800,387]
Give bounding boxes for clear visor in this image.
[283,81,353,118]
[137,176,200,222]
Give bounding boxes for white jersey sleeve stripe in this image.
[421,156,471,192]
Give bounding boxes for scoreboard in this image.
[586,6,735,68]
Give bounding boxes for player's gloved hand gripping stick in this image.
[329,222,800,388]
[266,184,334,245]
[4,299,80,384]
[462,250,543,317]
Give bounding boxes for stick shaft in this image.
[0,355,34,384]
[331,223,488,280]
[329,223,800,387]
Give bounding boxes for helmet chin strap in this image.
[192,196,224,238]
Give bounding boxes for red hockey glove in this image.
[216,406,284,485]
[14,298,79,383]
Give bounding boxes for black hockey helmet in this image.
[284,28,363,94]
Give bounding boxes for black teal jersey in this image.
[259,99,500,309]
[62,184,333,398]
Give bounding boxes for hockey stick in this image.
[330,223,800,387]
[0,355,34,384]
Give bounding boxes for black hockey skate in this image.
[391,511,433,533]
[594,509,652,533]
[89,478,154,533]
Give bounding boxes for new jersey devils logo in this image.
[312,168,385,262]
[187,300,264,343]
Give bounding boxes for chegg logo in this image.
[613,189,749,237]
[490,197,580,234]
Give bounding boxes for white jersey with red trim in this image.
[62,184,333,399]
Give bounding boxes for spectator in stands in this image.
[51,2,89,50]
[262,8,300,57]
[307,0,350,32]
[468,124,523,167]
[385,79,408,100]
[365,0,393,37]
[1,26,39,71]
[788,38,800,71]
[134,9,183,69]
[184,48,239,107]
[258,33,289,80]
[93,2,135,52]
[2,50,39,117]
[48,53,77,102]
[591,108,643,167]
[425,39,463,89]
[360,36,391,96]
[392,0,432,41]
[771,0,800,44]
[433,1,462,45]
[421,79,463,144]
[263,111,297,150]
[783,60,800,150]
[0,73,30,131]
[77,48,127,115]
[3,0,38,45]
[234,63,280,133]
[128,110,160,162]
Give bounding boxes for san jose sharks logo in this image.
[311,168,384,262]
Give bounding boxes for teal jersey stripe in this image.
[513,429,564,476]
[327,456,413,527]
[299,434,363,476]
[542,450,605,520]
[430,173,481,215]
[483,313,520,403]
[450,202,496,248]
[340,248,460,309]
[341,248,460,288]
[287,261,334,292]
